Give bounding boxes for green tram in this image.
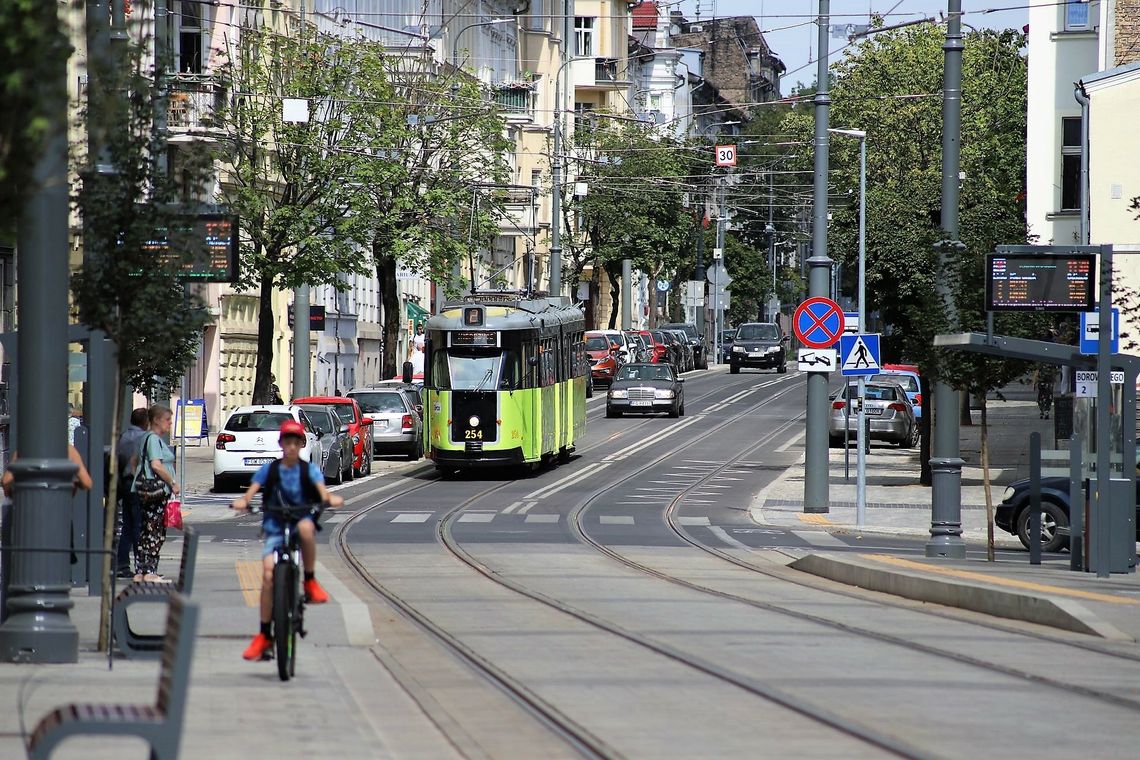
[423,294,588,476]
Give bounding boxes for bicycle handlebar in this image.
[251,502,329,521]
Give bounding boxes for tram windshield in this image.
[433,349,520,390]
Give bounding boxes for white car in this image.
[599,329,637,365]
[212,405,320,492]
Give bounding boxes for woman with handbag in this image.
[131,404,179,583]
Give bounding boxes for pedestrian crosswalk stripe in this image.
[599,515,635,525]
[524,514,559,523]
[391,512,432,523]
[458,512,495,523]
[676,516,710,526]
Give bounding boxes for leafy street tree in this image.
[214,26,377,402]
[564,120,695,328]
[70,39,213,650]
[779,25,1038,480]
[351,51,511,379]
[0,0,71,233]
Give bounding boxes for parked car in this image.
[720,328,737,363]
[299,405,353,485]
[213,405,321,492]
[640,330,669,364]
[293,395,374,477]
[599,329,637,365]
[659,322,708,369]
[606,363,685,418]
[650,330,683,370]
[624,330,653,363]
[662,329,694,372]
[352,380,424,419]
[346,387,422,460]
[730,322,788,374]
[828,381,917,448]
[997,475,1140,553]
[873,367,923,419]
[586,332,621,386]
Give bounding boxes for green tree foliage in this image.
[350,51,510,378]
[0,0,71,231]
[566,120,696,328]
[214,26,377,401]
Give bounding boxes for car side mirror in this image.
[402,361,414,384]
[315,430,324,438]
[677,377,685,383]
[340,425,350,434]
[781,335,790,343]
[360,416,373,425]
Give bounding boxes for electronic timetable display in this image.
[985,253,1096,311]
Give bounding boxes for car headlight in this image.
[732,345,744,353]
[1002,486,1015,503]
[655,389,675,399]
[766,346,779,354]
[610,389,628,398]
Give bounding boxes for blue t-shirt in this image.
[252,459,324,508]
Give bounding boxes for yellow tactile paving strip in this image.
[235,560,263,608]
[863,554,1140,606]
[797,513,832,526]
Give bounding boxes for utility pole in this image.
[804,0,834,513]
[293,1,311,399]
[621,258,632,329]
[0,3,79,662]
[927,0,967,558]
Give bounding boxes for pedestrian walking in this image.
[131,404,179,583]
[115,408,149,579]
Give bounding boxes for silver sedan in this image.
[829,381,917,448]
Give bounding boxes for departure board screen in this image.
[985,253,1096,311]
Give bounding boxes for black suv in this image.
[659,322,707,370]
[729,322,788,374]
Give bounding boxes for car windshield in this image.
[349,392,406,414]
[225,411,293,432]
[721,330,736,342]
[330,403,355,425]
[864,385,900,401]
[301,408,336,434]
[650,331,669,343]
[737,324,780,341]
[585,336,608,350]
[618,365,674,382]
[662,324,697,339]
[872,374,918,392]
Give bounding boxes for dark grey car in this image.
[730,322,788,374]
[605,363,685,418]
[300,405,353,485]
[660,322,707,369]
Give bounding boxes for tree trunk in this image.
[375,242,400,380]
[960,388,973,426]
[253,270,276,404]
[981,394,995,562]
[647,275,658,329]
[607,264,620,330]
[590,263,602,329]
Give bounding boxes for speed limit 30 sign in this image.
[715,145,737,167]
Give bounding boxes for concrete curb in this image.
[789,552,1132,641]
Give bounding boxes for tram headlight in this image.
[654,389,675,399]
[609,389,628,399]
[468,415,480,427]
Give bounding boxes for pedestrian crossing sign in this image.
[839,333,881,376]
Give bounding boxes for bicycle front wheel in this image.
[273,562,295,682]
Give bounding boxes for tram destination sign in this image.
[451,330,498,347]
[985,252,1095,312]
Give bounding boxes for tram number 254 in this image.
[464,429,484,440]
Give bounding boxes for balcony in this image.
[493,83,535,123]
[167,73,224,140]
[594,58,621,85]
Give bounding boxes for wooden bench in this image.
[113,527,199,659]
[28,592,199,760]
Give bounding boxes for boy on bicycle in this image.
[232,419,344,661]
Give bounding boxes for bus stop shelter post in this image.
[1094,244,1112,578]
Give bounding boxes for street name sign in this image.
[1079,309,1119,354]
[798,348,836,373]
[839,333,881,376]
[1075,370,1125,398]
[793,297,844,349]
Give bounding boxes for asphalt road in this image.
[192,368,1139,757]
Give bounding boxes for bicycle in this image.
[255,501,327,681]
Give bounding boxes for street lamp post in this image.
[696,120,739,342]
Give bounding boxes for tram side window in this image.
[431,351,450,389]
[501,350,521,390]
[542,341,556,386]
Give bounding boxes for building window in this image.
[1065,0,1090,31]
[531,169,542,188]
[1060,116,1082,211]
[178,1,203,73]
[574,17,594,57]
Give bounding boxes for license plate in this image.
[750,351,765,357]
[244,457,274,466]
[376,419,389,429]
[865,408,882,416]
[631,400,652,407]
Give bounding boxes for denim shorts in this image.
[261,515,317,558]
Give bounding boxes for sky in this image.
[674,0,1029,91]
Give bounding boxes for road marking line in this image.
[457,512,495,523]
[526,462,605,499]
[685,499,717,504]
[533,463,612,499]
[604,417,702,461]
[235,560,262,608]
[599,515,635,525]
[323,513,351,524]
[524,513,559,523]
[797,513,832,526]
[863,554,1140,606]
[517,501,539,514]
[676,516,710,526]
[792,530,848,548]
[391,512,433,523]
[501,501,523,514]
[708,525,754,551]
[314,560,376,646]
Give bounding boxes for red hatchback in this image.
[292,396,374,477]
[585,331,621,386]
[638,330,668,364]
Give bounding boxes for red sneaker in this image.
[242,632,273,661]
[304,578,329,604]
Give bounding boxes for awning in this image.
[405,300,430,328]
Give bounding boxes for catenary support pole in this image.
[856,135,867,530]
[804,0,834,513]
[293,286,310,399]
[927,0,967,558]
[0,4,79,660]
[621,258,632,330]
